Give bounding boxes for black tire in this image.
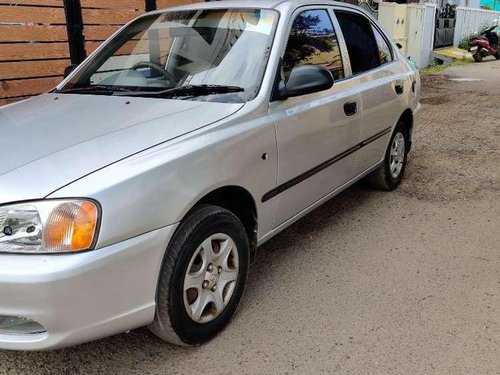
[367,122,409,191]
[473,51,483,62]
[495,50,500,60]
[149,205,249,346]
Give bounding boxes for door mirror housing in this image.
[274,65,334,100]
[64,64,78,78]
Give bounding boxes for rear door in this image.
[333,9,411,173]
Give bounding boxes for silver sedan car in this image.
[0,0,420,350]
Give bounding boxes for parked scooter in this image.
[469,18,500,62]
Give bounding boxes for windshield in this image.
[58,9,278,103]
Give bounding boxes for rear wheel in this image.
[495,50,500,60]
[149,205,249,346]
[367,122,409,191]
[473,50,483,62]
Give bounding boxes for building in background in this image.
[480,0,500,10]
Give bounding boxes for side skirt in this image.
[256,160,383,247]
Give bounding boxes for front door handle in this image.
[395,83,404,95]
[343,101,357,116]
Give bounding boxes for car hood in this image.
[0,93,243,203]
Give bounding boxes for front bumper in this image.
[0,224,177,350]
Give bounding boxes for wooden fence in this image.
[0,0,198,106]
[0,0,69,105]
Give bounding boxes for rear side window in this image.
[334,11,380,74]
[372,25,393,64]
[283,9,345,80]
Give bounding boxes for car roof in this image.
[160,0,283,10]
[157,0,356,12]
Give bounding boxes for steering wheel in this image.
[131,61,175,84]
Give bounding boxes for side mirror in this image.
[64,64,78,78]
[396,42,403,49]
[274,65,334,100]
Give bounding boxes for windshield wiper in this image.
[113,84,244,98]
[57,85,134,94]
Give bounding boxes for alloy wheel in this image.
[389,132,405,179]
[183,233,239,323]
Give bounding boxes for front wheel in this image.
[149,205,249,346]
[495,49,500,60]
[367,122,409,191]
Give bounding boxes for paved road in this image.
[0,61,499,374]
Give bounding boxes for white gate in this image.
[454,6,500,46]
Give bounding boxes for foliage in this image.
[420,58,472,75]
[283,13,334,74]
[458,35,471,50]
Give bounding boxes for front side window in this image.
[283,9,345,81]
[334,11,380,75]
[59,9,278,103]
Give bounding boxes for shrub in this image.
[458,35,470,50]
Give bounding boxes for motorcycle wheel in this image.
[495,50,500,60]
[473,51,483,62]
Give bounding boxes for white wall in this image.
[426,0,480,8]
[454,6,500,46]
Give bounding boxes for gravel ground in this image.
[0,61,499,374]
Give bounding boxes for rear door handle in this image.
[395,83,404,95]
[343,101,357,116]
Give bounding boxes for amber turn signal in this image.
[45,201,99,252]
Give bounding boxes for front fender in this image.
[48,108,278,249]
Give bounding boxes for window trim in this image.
[370,19,395,64]
[326,7,352,78]
[331,7,396,79]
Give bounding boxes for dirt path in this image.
[0,62,499,375]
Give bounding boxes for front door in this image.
[268,8,361,226]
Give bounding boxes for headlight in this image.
[0,200,100,254]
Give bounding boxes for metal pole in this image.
[145,0,157,12]
[63,0,86,65]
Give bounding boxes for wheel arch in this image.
[186,185,258,260]
[397,108,414,150]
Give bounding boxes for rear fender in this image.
[475,39,490,49]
